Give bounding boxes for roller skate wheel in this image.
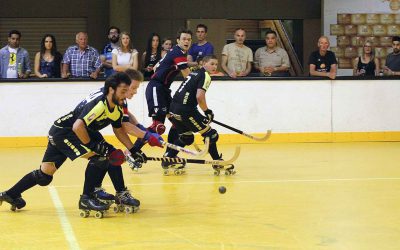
[133,206,140,213]
[214,170,220,176]
[133,167,139,172]
[79,210,89,218]
[125,206,134,214]
[174,169,182,175]
[10,205,16,212]
[118,205,125,212]
[163,169,169,176]
[94,211,104,219]
[113,206,119,213]
[0,200,3,206]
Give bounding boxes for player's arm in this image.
[128,111,140,125]
[72,119,91,144]
[196,89,208,111]
[113,127,134,150]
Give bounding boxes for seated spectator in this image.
[141,33,161,77]
[34,34,62,78]
[112,31,139,72]
[384,36,400,76]
[188,24,214,68]
[101,26,120,77]
[353,40,379,76]
[309,36,337,79]
[254,30,290,77]
[221,28,253,78]
[0,30,31,78]
[61,32,101,79]
[161,37,173,57]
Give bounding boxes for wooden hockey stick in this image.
[212,120,271,141]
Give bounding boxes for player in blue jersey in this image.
[128,28,193,169]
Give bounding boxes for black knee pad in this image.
[33,169,53,186]
[88,156,109,170]
[179,133,194,146]
[202,129,219,143]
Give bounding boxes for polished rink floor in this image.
[0,142,400,250]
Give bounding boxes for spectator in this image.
[101,26,120,77]
[221,28,253,78]
[187,24,214,67]
[141,33,162,77]
[61,32,101,79]
[161,37,173,57]
[353,40,379,76]
[112,32,139,72]
[0,30,31,78]
[384,36,400,76]
[254,30,290,77]
[34,34,62,78]
[309,36,337,79]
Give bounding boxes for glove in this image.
[86,140,114,157]
[144,131,164,147]
[204,109,214,122]
[136,123,147,132]
[129,148,147,164]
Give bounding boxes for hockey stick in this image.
[125,145,240,167]
[212,120,272,142]
[161,137,209,157]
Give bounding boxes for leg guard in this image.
[178,133,194,146]
[202,128,219,143]
[32,169,53,186]
[88,155,109,170]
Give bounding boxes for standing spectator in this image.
[187,24,214,68]
[112,32,139,72]
[101,26,120,78]
[384,36,400,75]
[0,30,31,78]
[61,32,101,79]
[34,34,62,78]
[353,40,379,76]
[141,33,162,77]
[309,36,337,79]
[254,30,290,77]
[221,28,253,78]
[161,38,173,57]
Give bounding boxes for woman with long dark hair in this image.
[141,33,162,77]
[34,34,62,78]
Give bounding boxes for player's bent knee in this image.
[148,120,166,135]
[88,155,109,170]
[202,129,219,143]
[32,169,53,186]
[179,133,194,146]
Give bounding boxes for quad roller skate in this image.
[213,163,236,176]
[93,187,115,208]
[78,194,109,219]
[114,188,140,214]
[161,161,186,176]
[0,192,26,211]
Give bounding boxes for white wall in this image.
[0,79,399,137]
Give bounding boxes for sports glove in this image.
[86,140,114,157]
[136,123,147,132]
[129,148,147,164]
[144,131,164,147]
[204,109,214,122]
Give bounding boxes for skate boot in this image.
[161,160,186,176]
[93,187,115,208]
[0,192,26,211]
[114,188,140,214]
[78,194,109,219]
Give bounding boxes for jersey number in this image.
[177,76,192,93]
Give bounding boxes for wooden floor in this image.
[1,142,400,250]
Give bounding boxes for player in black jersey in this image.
[0,72,163,215]
[162,55,234,174]
[128,28,192,168]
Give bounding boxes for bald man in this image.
[309,36,337,79]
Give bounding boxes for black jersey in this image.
[171,68,211,111]
[54,88,124,131]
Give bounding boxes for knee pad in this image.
[33,169,53,186]
[179,133,194,146]
[202,129,219,143]
[88,155,109,170]
[148,120,166,135]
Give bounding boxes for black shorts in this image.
[145,80,171,122]
[42,125,104,168]
[169,108,210,135]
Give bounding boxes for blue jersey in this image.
[151,45,188,88]
[188,42,214,62]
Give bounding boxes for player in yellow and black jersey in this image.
[0,72,163,214]
[163,55,234,174]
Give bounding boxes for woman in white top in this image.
[112,32,138,72]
